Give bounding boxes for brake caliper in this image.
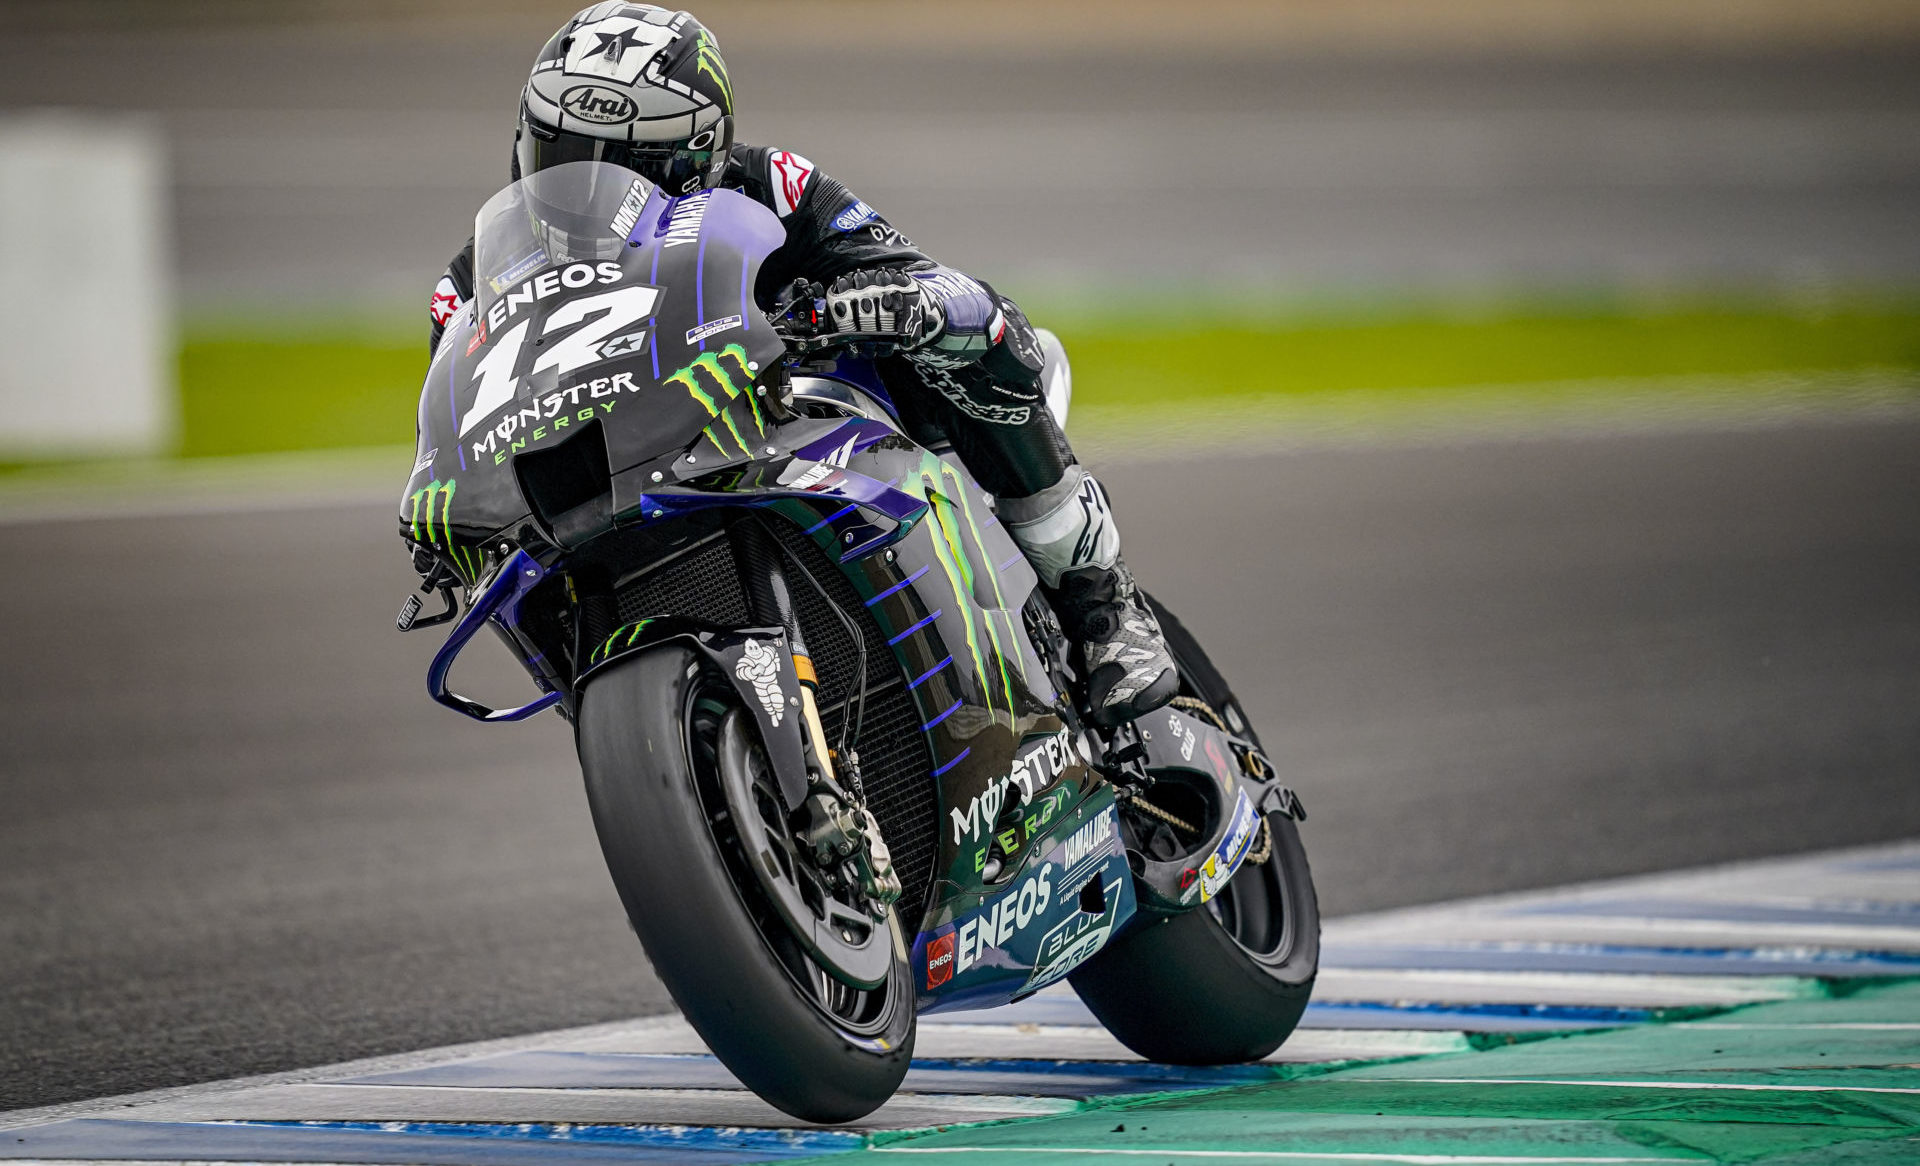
[800,780,902,912]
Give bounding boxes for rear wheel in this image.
[577,644,914,1122]
[1068,596,1319,1064]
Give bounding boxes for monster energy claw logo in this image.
[920,456,1022,719]
[665,343,765,458]
[695,30,732,111]
[590,618,658,667]
[406,479,483,583]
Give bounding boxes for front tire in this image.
[1069,594,1320,1064]
[577,645,914,1122]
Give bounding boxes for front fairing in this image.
[400,167,786,579]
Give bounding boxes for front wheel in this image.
[576,644,914,1122]
[1068,594,1320,1064]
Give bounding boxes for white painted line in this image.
[568,1015,1467,1062]
[1314,969,1813,1008]
[0,1014,689,1131]
[1675,1022,1920,1031]
[111,1082,1073,1128]
[1398,1078,1920,1096]
[1326,839,1920,947]
[1333,917,1920,954]
[910,1024,1469,1064]
[872,1148,1678,1163]
[4,1162,380,1166]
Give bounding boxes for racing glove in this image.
[825,268,930,349]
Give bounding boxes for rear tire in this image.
[1068,814,1317,1063]
[1069,594,1320,1064]
[577,645,913,1122]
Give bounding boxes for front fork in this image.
[730,520,902,908]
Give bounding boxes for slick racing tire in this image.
[1068,594,1319,1064]
[577,644,914,1122]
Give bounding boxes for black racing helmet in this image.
[514,3,735,195]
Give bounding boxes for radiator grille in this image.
[611,518,940,922]
[614,535,751,630]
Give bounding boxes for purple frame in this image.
[426,550,563,722]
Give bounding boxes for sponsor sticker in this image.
[832,200,878,232]
[1027,869,1124,991]
[685,315,743,345]
[925,931,955,989]
[483,260,627,335]
[1060,805,1116,878]
[608,176,652,239]
[1188,790,1259,905]
[734,639,787,727]
[486,248,550,296]
[949,727,1076,846]
[659,189,712,249]
[561,84,638,125]
[1166,710,1198,762]
[973,785,1071,875]
[767,149,814,217]
[411,447,439,476]
[956,861,1053,976]
[785,461,841,492]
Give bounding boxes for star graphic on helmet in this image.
[592,28,646,60]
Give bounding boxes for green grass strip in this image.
[114,293,1920,464]
[1047,294,1920,409]
[178,332,425,459]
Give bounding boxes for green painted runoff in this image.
[823,979,1920,1164]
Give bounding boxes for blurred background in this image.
[2,0,1916,1114]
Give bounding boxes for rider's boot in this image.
[999,466,1179,727]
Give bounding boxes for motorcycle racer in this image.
[424,2,1177,727]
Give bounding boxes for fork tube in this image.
[731,521,836,785]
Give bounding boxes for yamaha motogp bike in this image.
[396,161,1318,1122]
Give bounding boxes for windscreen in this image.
[405,163,790,545]
[472,160,656,321]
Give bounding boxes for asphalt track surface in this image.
[4,420,1918,1112]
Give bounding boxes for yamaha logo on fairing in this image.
[561,84,638,125]
[659,190,712,248]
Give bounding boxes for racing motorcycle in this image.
[396,161,1318,1123]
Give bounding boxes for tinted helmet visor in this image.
[517,118,724,195]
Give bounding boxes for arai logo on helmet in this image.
[561,84,638,125]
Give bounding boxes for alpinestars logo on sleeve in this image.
[429,276,464,328]
[921,365,1031,426]
[768,150,814,217]
[1070,476,1111,569]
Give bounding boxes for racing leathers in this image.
[426,144,1179,726]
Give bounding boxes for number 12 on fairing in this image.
[458,285,659,438]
